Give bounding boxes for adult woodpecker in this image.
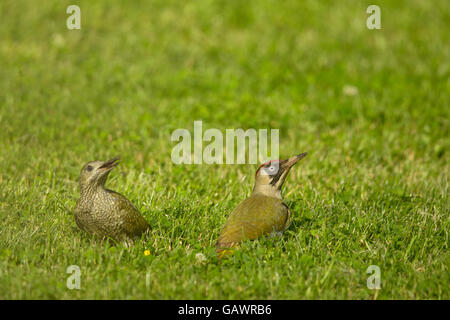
[74,157,150,245]
[215,153,307,257]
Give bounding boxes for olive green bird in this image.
[74,157,150,246]
[216,153,307,257]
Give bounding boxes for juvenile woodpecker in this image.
[74,157,150,245]
[216,153,307,257]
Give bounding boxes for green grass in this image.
[0,0,448,299]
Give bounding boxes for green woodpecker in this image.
[216,153,307,257]
[74,157,150,245]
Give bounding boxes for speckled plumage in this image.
[74,157,150,245]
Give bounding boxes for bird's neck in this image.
[252,184,283,199]
[80,183,106,199]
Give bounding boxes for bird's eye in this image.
[86,165,93,172]
[261,165,276,175]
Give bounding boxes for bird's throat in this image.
[80,183,106,199]
[252,184,283,199]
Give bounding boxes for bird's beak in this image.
[281,152,307,170]
[99,156,120,171]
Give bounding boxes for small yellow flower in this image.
[144,250,151,256]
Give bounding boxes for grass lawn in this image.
[0,0,448,299]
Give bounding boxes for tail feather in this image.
[215,241,237,259]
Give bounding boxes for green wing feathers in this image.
[216,194,290,252]
[112,192,151,238]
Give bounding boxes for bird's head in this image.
[79,157,120,191]
[253,153,307,198]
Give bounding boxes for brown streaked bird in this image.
[74,157,150,245]
[215,153,307,258]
